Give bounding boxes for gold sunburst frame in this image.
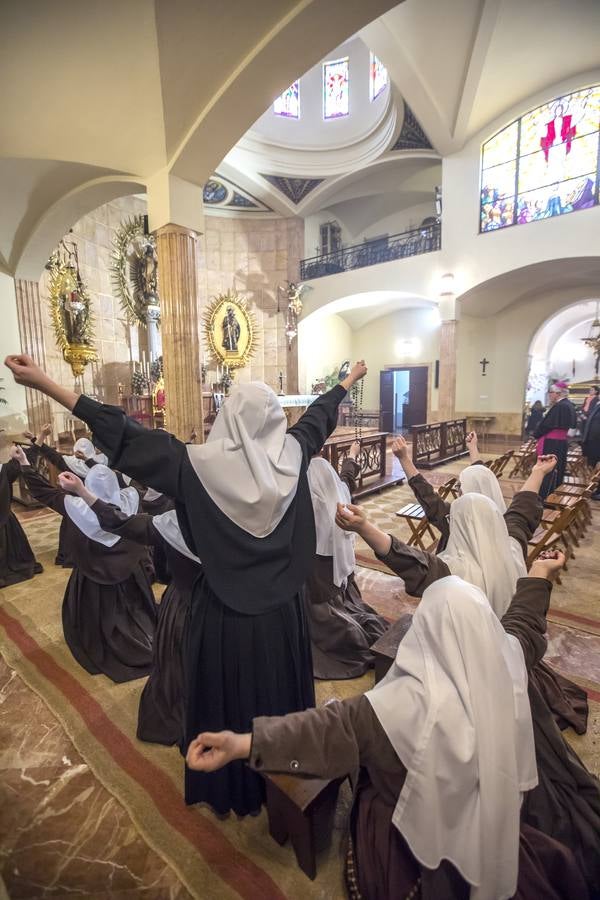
[202,291,258,371]
[48,254,97,376]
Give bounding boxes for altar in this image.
[276,394,319,426]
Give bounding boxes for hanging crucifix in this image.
[480,358,490,376]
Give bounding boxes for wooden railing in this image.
[322,431,387,491]
[411,419,468,468]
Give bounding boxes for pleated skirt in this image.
[0,512,42,587]
[184,580,315,816]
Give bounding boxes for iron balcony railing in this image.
[299,222,441,281]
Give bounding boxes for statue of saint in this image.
[62,288,87,345]
[138,241,159,303]
[222,305,241,353]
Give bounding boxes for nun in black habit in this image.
[59,467,200,747]
[4,352,368,816]
[12,446,156,683]
[533,384,577,499]
[0,454,42,587]
[140,486,175,584]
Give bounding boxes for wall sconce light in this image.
[439,273,455,296]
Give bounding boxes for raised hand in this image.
[392,436,409,460]
[41,423,52,437]
[466,431,478,445]
[74,450,87,460]
[335,501,367,534]
[529,549,565,580]
[186,731,251,772]
[533,454,557,475]
[349,440,361,460]
[22,430,35,442]
[58,471,84,495]
[10,444,28,466]
[4,354,47,389]
[349,360,367,382]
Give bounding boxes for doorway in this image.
[380,366,428,433]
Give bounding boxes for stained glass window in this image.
[370,52,388,101]
[480,85,600,233]
[323,57,349,119]
[274,81,300,119]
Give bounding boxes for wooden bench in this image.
[261,770,344,880]
[395,503,438,551]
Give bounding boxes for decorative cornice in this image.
[202,173,272,212]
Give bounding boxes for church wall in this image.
[297,313,353,393]
[201,214,304,394]
[0,272,28,454]
[37,194,147,434]
[350,307,440,416]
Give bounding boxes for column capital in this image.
[146,170,205,234]
[154,223,201,241]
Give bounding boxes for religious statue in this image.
[137,240,159,304]
[222,305,241,353]
[61,284,89,346]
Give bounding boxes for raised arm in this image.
[37,442,69,472]
[4,457,22,484]
[338,442,361,493]
[57,471,159,547]
[519,454,557,495]
[335,502,447,596]
[11,445,66,515]
[4,355,186,498]
[186,693,396,786]
[392,437,450,534]
[501,552,564,670]
[288,361,367,460]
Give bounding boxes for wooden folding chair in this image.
[492,450,514,478]
[438,477,459,500]
[395,503,439,552]
[527,505,577,580]
[509,441,537,479]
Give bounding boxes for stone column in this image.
[154,224,204,441]
[438,319,457,421]
[14,279,52,432]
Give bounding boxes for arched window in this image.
[480,85,599,233]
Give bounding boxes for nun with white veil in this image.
[185,569,589,900]
[394,433,547,555]
[305,451,387,679]
[336,499,600,893]
[26,427,109,567]
[4,351,367,815]
[12,447,156,683]
[59,468,201,748]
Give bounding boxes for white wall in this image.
[298,313,353,393]
[0,273,28,453]
[350,307,440,412]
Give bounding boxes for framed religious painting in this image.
[202,290,258,371]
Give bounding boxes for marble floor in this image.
[1,463,599,898]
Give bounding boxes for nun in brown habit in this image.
[186,563,589,900]
[0,455,42,587]
[4,352,367,816]
[336,498,600,896]
[306,448,387,679]
[59,468,200,747]
[397,440,589,736]
[12,446,156,683]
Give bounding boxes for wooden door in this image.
[405,366,428,427]
[380,370,394,432]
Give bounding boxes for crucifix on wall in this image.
[480,358,490,376]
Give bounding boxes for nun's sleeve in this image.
[375,535,449,597]
[501,576,550,671]
[339,457,360,493]
[504,491,543,558]
[287,384,347,460]
[72,395,186,500]
[19,466,66,516]
[407,474,450,534]
[90,498,160,547]
[4,458,21,484]
[37,443,69,472]
[249,694,400,787]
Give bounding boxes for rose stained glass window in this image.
[323,58,349,120]
[480,85,600,233]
